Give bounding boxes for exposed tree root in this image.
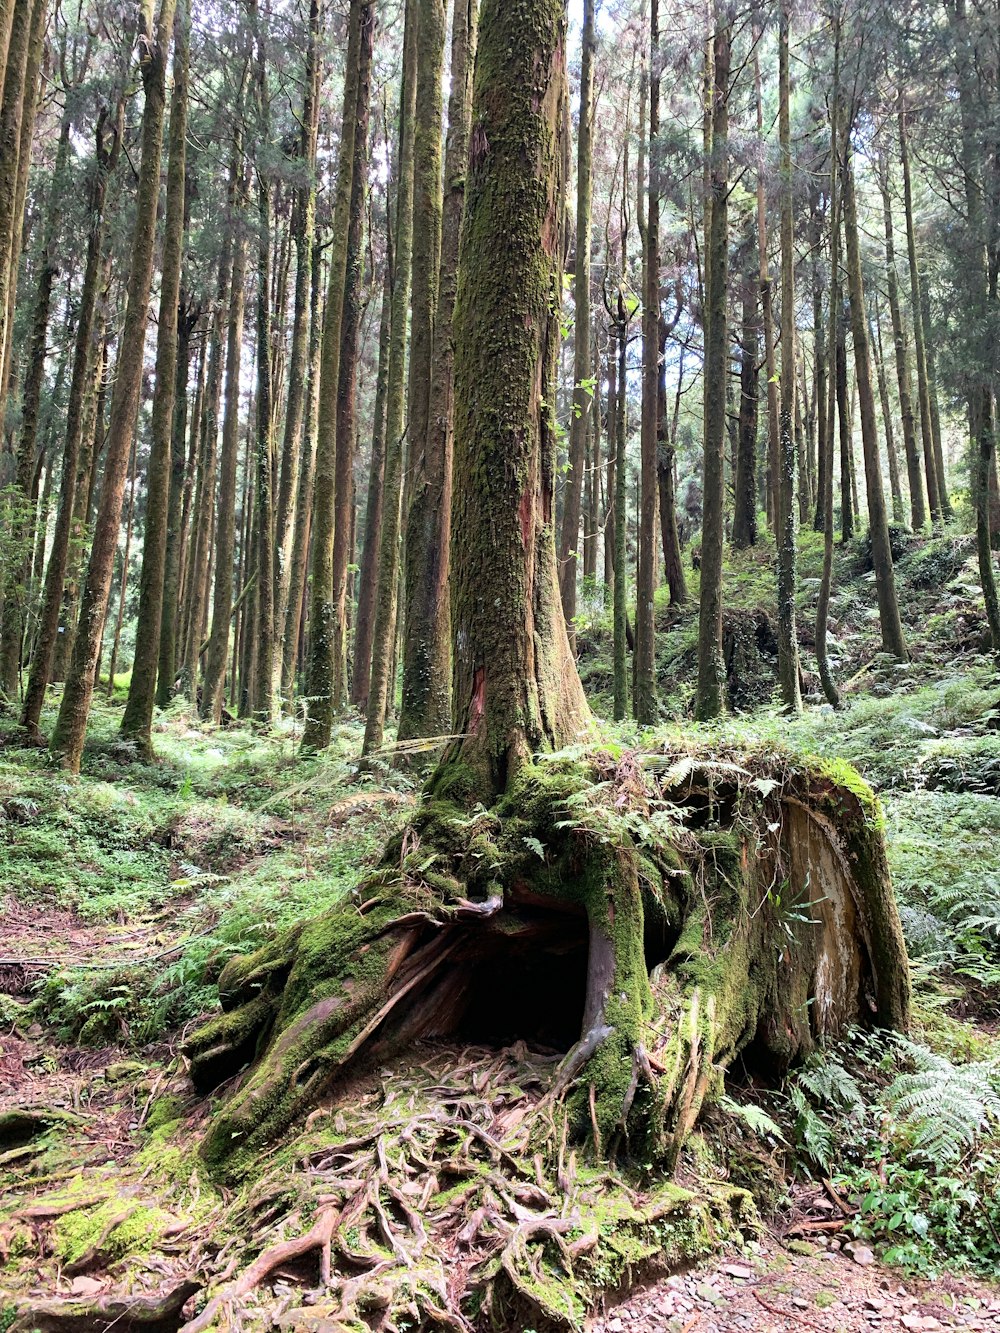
[8,1281,200,1333]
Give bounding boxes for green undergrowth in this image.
[722,1019,1000,1278]
[0,698,414,1046]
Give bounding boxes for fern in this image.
[719,1095,787,1144]
[883,1038,1000,1164]
[790,1085,835,1171]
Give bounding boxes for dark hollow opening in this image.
[451,917,590,1053]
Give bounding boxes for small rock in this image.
[787,1239,819,1257]
[722,1263,753,1280]
[845,1242,876,1266]
[606,1319,624,1332]
[696,1284,722,1305]
[69,1276,104,1297]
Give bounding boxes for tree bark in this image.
[444,0,589,795]
[842,148,908,661]
[274,0,320,701]
[201,147,249,723]
[695,5,730,722]
[877,152,925,531]
[362,0,417,756]
[302,0,373,749]
[397,0,451,742]
[635,0,660,725]
[557,0,595,644]
[50,0,177,772]
[899,108,942,525]
[776,0,801,712]
[733,243,759,550]
[121,0,190,750]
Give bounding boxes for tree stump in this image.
[185,746,909,1183]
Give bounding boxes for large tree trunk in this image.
[121,0,189,752]
[50,0,177,772]
[899,109,942,525]
[557,0,594,645]
[776,1,801,712]
[732,242,759,551]
[362,0,417,755]
[398,0,476,739]
[695,5,729,722]
[635,0,659,725]
[302,0,373,749]
[274,0,320,697]
[201,148,249,723]
[842,148,908,661]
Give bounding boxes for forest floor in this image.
[2,527,1000,1331]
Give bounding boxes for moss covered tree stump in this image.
[185,746,909,1182]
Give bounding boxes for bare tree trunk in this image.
[733,243,759,549]
[635,0,660,724]
[362,0,417,755]
[121,0,189,750]
[899,108,942,524]
[274,0,320,702]
[753,41,780,531]
[872,302,905,526]
[877,154,925,530]
[105,437,138,697]
[302,0,372,749]
[842,147,908,660]
[557,0,595,643]
[695,4,730,722]
[50,0,177,772]
[776,0,801,711]
[202,143,249,723]
[445,0,589,794]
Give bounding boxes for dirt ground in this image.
[591,1241,1000,1333]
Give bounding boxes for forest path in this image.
[593,1238,1000,1333]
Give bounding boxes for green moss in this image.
[54,1199,174,1267]
[144,1094,186,1132]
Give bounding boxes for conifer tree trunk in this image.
[604,330,616,595]
[121,0,189,751]
[157,295,198,705]
[872,303,905,526]
[816,22,841,707]
[811,202,828,533]
[252,21,277,723]
[327,11,373,717]
[274,0,319,698]
[302,0,371,749]
[657,312,686,605]
[351,264,390,711]
[695,4,730,722]
[0,0,37,414]
[557,0,594,642]
[446,0,589,794]
[183,251,229,703]
[776,0,801,711]
[613,295,629,721]
[753,42,780,531]
[635,0,660,725]
[363,0,417,756]
[281,240,324,702]
[899,108,941,525]
[50,0,177,772]
[104,438,138,695]
[0,117,70,701]
[733,244,759,550]
[397,0,449,742]
[842,148,908,661]
[877,151,925,531]
[202,152,249,723]
[948,0,1000,649]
